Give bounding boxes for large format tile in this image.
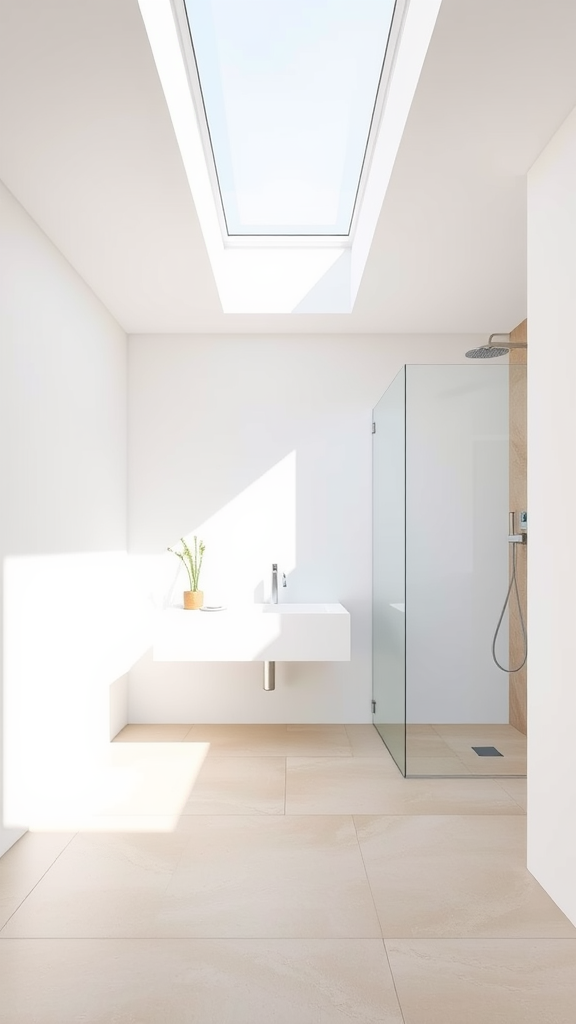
[185,725,352,757]
[182,757,286,814]
[0,833,75,931]
[430,725,526,777]
[434,724,526,757]
[432,723,525,736]
[344,725,394,758]
[466,757,527,777]
[386,939,576,1024]
[285,760,521,815]
[286,757,399,814]
[2,817,381,939]
[354,815,576,938]
[1,831,188,938]
[0,938,403,1024]
[406,729,456,759]
[113,724,193,742]
[159,816,382,938]
[497,777,527,811]
[406,756,471,776]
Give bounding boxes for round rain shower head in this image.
[465,345,510,359]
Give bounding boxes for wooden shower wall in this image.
[509,319,527,734]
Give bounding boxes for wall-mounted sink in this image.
[153,603,350,663]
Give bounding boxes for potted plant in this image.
[168,536,205,609]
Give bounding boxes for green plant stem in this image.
[168,537,204,592]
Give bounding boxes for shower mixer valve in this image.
[508,511,527,544]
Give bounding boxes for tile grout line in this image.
[350,814,384,941]
[381,938,408,1024]
[492,777,527,813]
[4,935,576,942]
[0,832,78,936]
[350,812,407,1021]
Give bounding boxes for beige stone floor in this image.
[406,722,527,776]
[0,724,574,1023]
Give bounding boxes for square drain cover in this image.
[472,745,503,757]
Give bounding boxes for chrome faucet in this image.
[265,565,286,691]
[270,564,287,604]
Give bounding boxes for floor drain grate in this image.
[471,745,503,757]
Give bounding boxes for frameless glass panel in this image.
[404,365,525,777]
[183,0,396,235]
[372,367,406,775]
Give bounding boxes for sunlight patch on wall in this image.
[149,450,297,609]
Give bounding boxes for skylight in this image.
[181,0,397,236]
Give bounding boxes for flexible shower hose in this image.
[492,542,528,673]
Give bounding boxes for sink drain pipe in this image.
[264,662,276,691]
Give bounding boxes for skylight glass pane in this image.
[183,0,396,236]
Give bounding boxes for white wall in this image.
[406,364,510,723]
[128,334,474,724]
[527,104,576,925]
[0,181,128,852]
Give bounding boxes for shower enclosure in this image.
[372,364,527,778]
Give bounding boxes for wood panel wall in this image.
[509,319,527,734]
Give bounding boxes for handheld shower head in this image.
[465,333,510,359]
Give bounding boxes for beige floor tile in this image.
[286,758,403,814]
[2,817,380,940]
[354,815,576,938]
[497,778,527,810]
[406,757,471,776]
[445,736,526,759]
[406,733,458,758]
[285,760,519,815]
[344,725,393,757]
[158,816,382,938]
[1,831,189,938]
[0,938,403,1024]
[431,725,526,776]
[113,724,193,742]
[386,939,576,1024]
[466,757,526,777]
[375,778,524,815]
[433,723,525,736]
[185,724,352,757]
[182,757,286,814]
[0,833,75,931]
[286,724,349,733]
[434,724,526,752]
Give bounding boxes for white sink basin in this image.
[153,602,350,662]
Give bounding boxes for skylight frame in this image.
[169,0,408,247]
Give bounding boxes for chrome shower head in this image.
[465,345,510,359]
[465,333,511,359]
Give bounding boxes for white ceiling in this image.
[1,0,576,334]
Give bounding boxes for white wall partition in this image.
[128,334,474,724]
[0,181,129,852]
[527,103,576,926]
[405,365,510,724]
